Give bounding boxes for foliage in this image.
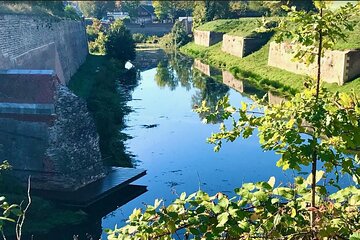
[159,21,191,49]
[0,1,68,18]
[89,32,107,55]
[0,161,22,238]
[86,18,102,42]
[69,55,138,167]
[152,1,194,22]
[78,1,115,19]
[105,20,136,65]
[193,0,231,30]
[132,33,147,43]
[107,176,360,239]
[121,0,140,18]
[276,1,359,67]
[64,4,80,20]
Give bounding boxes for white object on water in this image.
[125,61,135,70]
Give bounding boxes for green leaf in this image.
[217,212,229,227]
[268,176,276,188]
[306,170,325,185]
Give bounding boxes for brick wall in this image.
[0,14,88,84]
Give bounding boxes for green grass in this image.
[180,41,360,97]
[196,18,275,37]
[333,16,360,50]
[68,55,107,98]
[0,2,75,19]
[69,54,137,167]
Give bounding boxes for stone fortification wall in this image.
[193,59,220,77]
[222,34,269,58]
[222,71,244,93]
[268,42,360,85]
[194,30,223,47]
[0,14,88,84]
[0,71,105,191]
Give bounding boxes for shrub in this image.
[89,32,107,55]
[64,5,80,20]
[132,33,147,43]
[105,19,136,65]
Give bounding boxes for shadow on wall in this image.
[0,14,88,84]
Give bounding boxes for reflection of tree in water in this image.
[153,52,229,123]
[155,60,177,90]
[154,53,193,91]
[191,70,230,123]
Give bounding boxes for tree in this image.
[105,20,135,65]
[121,0,140,18]
[78,1,115,19]
[192,0,230,29]
[152,0,176,22]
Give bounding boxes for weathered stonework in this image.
[222,34,269,58]
[222,71,244,93]
[0,14,88,84]
[268,91,286,105]
[194,30,223,47]
[268,41,360,85]
[193,59,220,77]
[0,71,106,191]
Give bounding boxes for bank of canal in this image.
[100,49,289,236]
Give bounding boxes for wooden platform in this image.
[33,167,146,207]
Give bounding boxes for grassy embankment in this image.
[181,18,360,97]
[69,54,137,167]
[0,2,65,18]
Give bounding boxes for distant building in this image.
[107,11,130,21]
[135,5,156,24]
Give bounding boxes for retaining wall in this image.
[222,34,269,58]
[222,71,244,93]
[193,59,221,76]
[0,71,106,191]
[0,14,88,84]
[268,41,360,85]
[194,30,223,47]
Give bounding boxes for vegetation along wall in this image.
[194,30,223,47]
[268,41,360,85]
[222,34,269,58]
[0,14,88,84]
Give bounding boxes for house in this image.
[134,5,156,24]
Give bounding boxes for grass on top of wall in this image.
[180,41,360,97]
[197,18,263,35]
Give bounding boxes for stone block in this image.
[194,30,223,47]
[222,34,269,58]
[222,71,244,93]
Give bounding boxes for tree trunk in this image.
[311,7,323,229]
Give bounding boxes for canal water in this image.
[100,50,292,237]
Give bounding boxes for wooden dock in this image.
[33,167,146,207]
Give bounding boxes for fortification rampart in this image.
[268,41,360,85]
[194,30,223,47]
[0,14,88,84]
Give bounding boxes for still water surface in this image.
[100,50,291,237]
